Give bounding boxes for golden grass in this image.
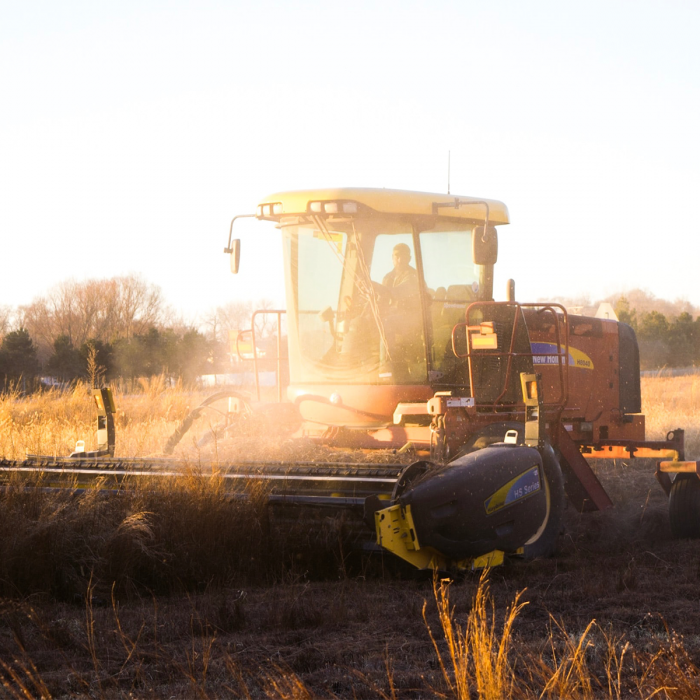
[0,374,698,697]
[0,378,196,460]
[420,572,700,700]
[641,373,700,456]
[1,373,698,461]
[423,570,525,700]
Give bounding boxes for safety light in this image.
[308,200,359,215]
[256,203,283,218]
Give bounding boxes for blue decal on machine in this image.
[484,466,542,515]
[530,342,594,370]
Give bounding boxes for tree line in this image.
[1,278,696,391]
[615,296,700,369]
[0,275,276,391]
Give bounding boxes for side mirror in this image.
[472,225,498,266]
[226,239,241,274]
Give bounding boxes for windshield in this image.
[281,214,480,386]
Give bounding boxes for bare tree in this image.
[17,297,56,360]
[201,299,286,365]
[114,274,166,339]
[252,298,280,339]
[0,306,13,340]
[19,275,166,360]
[207,300,254,343]
[205,298,283,342]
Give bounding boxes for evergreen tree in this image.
[614,295,637,329]
[638,310,669,340]
[79,339,115,382]
[46,335,83,381]
[0,328,40,392]
[668,312,697,368]
[177,329,211,385]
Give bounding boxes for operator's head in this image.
[392,243,411,272]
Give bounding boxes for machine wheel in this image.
[522,443,566,559]
[669,473,700,539]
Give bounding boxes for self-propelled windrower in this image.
[3,187,696,571]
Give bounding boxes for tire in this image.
[522,443,566,559]
[669,473,700,539]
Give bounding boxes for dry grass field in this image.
[641,372,700,455]
[0,373,698,698]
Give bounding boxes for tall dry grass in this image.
[0,373,696,599]
[0,377,197,460]
[1,373,696,460]
[0,473,278,600]
[423,571,525,700]
[0,375,699,696]
[420,572,700,700]
[0,373,697,460]
[641,373,700,456]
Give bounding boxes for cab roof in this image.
[257,187,509,225]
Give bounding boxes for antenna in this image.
[447,151,451,194]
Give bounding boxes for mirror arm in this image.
[432,199,490,228]
[224,214,256,254]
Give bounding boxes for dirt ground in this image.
[0,457,699,699]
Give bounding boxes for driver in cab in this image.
[382,243,419,310]
[378,242,423,377]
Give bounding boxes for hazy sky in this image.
[2,1,699,322]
